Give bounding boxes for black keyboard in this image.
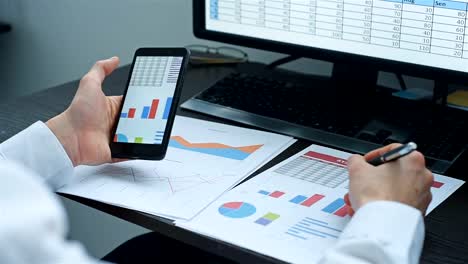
[182,67,468,174]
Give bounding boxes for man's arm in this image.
[0,56,122,190]
[0,161,100,264]
[320,145,433,264]
[0,122,74,189]
[0,57,122,263]
[320,202,424,264]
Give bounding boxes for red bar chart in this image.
[333,205,350,217]
[432,181,444,188]
[322,198,350,218]
[149,99,160,119]
[121,108,137,119]
[258,190,285,198]
[301,195,325,207]
[121,99,163,120]
[127,108,136,118]
[289,194,325,208]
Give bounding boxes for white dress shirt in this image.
[0,122,425,264]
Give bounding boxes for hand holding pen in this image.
[367,142,418,166]
[344,142,433,217]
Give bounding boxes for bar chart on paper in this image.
[289,194,325,208]
[322,198,351,218]
[258,190,285,198]
[181,144,464,264]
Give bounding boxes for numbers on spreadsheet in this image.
[210,0,468,59]
[274,156,349,188]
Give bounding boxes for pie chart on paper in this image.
[218,202,256,218]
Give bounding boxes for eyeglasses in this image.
[186,45,249,65]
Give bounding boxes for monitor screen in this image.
[206,0,468,74]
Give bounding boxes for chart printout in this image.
[59,116,296,220]
[207,0,468,73]
[181,144,464,264]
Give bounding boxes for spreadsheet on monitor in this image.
[206,0,468,73]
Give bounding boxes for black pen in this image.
[368,142,418,166]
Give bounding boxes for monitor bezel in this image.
[194,0,468,84]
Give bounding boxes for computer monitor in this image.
[185,0,468,174]
[195,0,468,82]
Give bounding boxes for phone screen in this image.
[113,56,183,145]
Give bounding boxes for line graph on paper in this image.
[76,163,236,197]
[58,116,297,220]
[63,160,247,219]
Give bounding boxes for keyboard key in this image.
[193,72,467,164]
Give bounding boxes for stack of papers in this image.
[58,116,295,221]
[179,145,464,263]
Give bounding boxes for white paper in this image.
[180,144,465,264]
[58,116,295,220]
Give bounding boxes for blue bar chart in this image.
[163,97,173,120]
[322,198,350,218]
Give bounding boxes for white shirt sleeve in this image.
[319,201,425,264]
[0,122,425,264]
[0,121,74,190]
[0,122,104,264]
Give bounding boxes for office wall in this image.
[0,0,286,99]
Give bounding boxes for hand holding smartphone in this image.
[111,48,190,160]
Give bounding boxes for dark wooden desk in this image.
[0,64,467,263]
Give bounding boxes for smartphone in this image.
[111,48,190,160]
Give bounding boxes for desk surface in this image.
[1,63,467,263]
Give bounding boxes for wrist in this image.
[46,112,81,166]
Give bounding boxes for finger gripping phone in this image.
[111,48,190,160]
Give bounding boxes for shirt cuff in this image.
[0,121,74,190]
[338,201,425,263]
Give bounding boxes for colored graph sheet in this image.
[274,151,348,188]
[181,144,464,264]
[130,57,168,87]
[169,136,263,160]
[219,202,257,218]
[59,116,295,220]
